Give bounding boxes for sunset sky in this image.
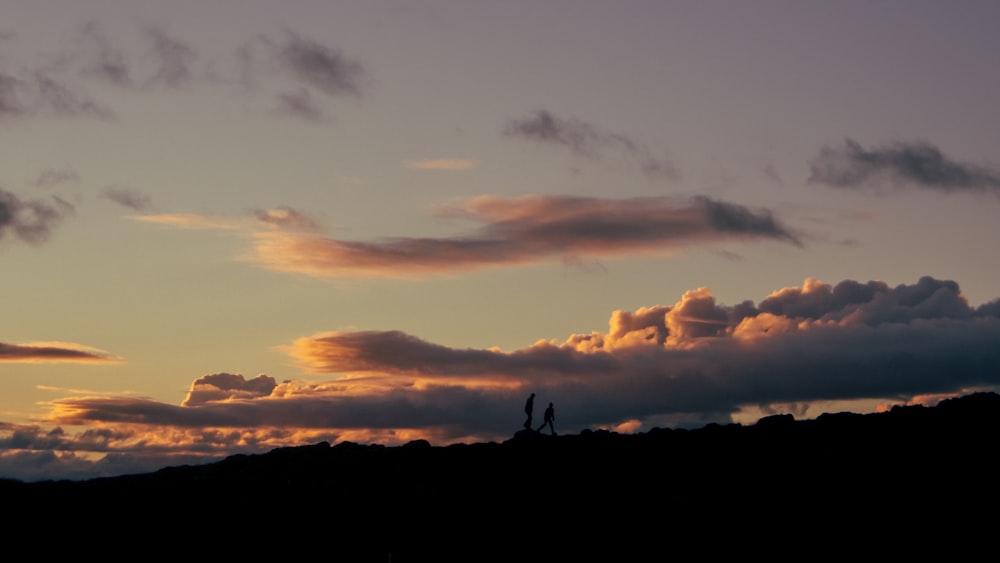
[4,0,1000,481]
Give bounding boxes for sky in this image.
[3,0,1000,482]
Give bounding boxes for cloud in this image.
[405,159,479,171]
[74,22,134,86]
[142,25,197,88]
[2,24,369,125]
[130,213,239,230]
[0,70,115,121]
[809,138,1000,194]
[253,206,320,231]
[182,373,278,406]
[281,276,1000,429]
[246,195,800,278]
[505,110,678,179]
[32,167,81,188]
[24,275,1000,450]
[102,187,151,211]
[0,341,122,363]
[7,275,999,481]
[0,72,23,117]
[276,32,367,98]
[0,28,116,121]
[33,72,116,119]
[232,31,368,121]
[275,87,329,122]
[0,187,74,245]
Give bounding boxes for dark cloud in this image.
[809,138,1000,194]
[0,188,73,245]
[102,187,151,211]
[249,195,800,277]
[277,32,367,98]
[505,110,678,180]
[699,197,798,242]
[0,341,121,363]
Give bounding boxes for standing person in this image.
[523,393,535,429]
[538,402,555,435]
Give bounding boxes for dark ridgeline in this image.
[3,392,998,561]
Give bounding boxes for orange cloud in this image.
[132,197,800,279]
[182,373,278,406]
[282,331,526,391]
[130,213,240,230]
[248,195,800,278]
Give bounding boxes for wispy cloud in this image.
[142,25,197,88]
[0,23,370,126]
[32,167,81,188]
[33,72,116,119]
[275,87,329,122]
[505,109,678,180]
[102,187,151,211]
[404,159,479,171]
[129,213,240,230]
[252,206,320,231]
[809,138,1000,194]
[0,70,115,121]
[0,72,22,117]
[0,341,122,364]
[7,275,996,482]
[74,22,133,86]
[0,187,74,245]
[276,31,367,98]
[246,195,800,278]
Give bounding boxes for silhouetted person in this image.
[524,393,535,429]
[538,402,555,435]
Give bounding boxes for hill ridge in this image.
[5,391,998,560]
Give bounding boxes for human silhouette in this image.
[523,393,535,429]
[537,402,555,435]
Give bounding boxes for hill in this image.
[4,392,999,560]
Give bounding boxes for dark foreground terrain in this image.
[5,392,999,560]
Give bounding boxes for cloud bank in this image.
[4,275,998,481]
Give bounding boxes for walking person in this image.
[523,393,535,429]
[537,402,555,435]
